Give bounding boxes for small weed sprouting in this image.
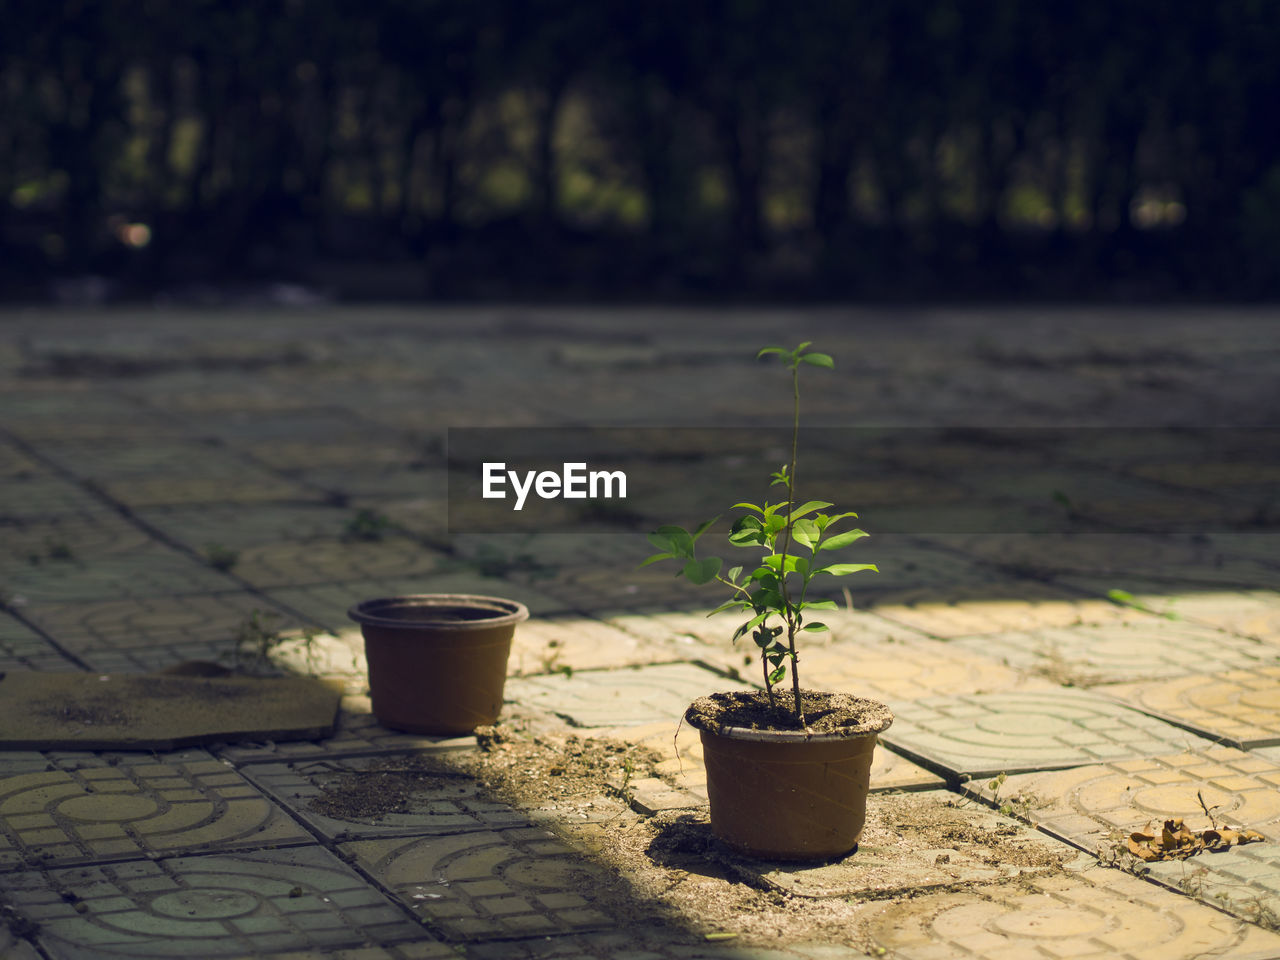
[1106,588,1180,621]
[344,509,391,541]
[228,609,319,674]
[204,542,240,572]
[44,539,74,561]
[643,343,877,727]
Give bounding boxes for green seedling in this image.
[642,343,877,726]
[344,509,391,541]
[204,542,239,572]
[1106,588,1179,620]
[229,609,318,674]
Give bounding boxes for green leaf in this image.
[767,664,787,686]
[792,518,819,550]
[763,554,800,574]
[789,500,833,520]
[707,598,750,617]
[802,622,829,632]
[638,552,675,568]
[815,511,859,531]
[651,525,694,558]
[691,516,720,542]
[800,352,834,368]
[732,501,764,514]
[817,528,870,551]
[794,556,809,578]
[683,556,722,585]
[756,346,788,359]
[800,599,838,611]
[734,612,770,640]
[813,562,879,576]
[726,566,742,583]
[795,340,813,352]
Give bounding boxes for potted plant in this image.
[348,594,529,735]
[642,342,892,861]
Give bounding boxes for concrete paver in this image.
[0,748,312,869]
[242,755,527,839]
[868,860,1280,959]
[1100,666,1280,748]
[341,828,615,941]
[963,745,1280,853]
[948,621,1280,687]
[882,689,1220,779]
[1145,842,1280,932]
[0,613,80,671]
[3,845,428,958]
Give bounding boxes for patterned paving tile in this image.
[18,593,305,660]
[510,615,690,675]
[0,514,154,567]
[134,503,364,551]
[948,621,1280,688]
[0,748,310,869]
[0,613,81,671]
[964,745,1280,854]
[882,689,1220,779]
[0,547,240,604]
[0,476,108,519]
[94,473,325,508]
[3,845,426,958]
[800,633,1051,704]
[340,827,614,941]
[241,755,526,840]
[866,578,1155,638]
[1100,666,1280,748]
[867,859,1280,959]
[230,538,449,589]
[34,440,248,478]
[505,662,752,728]
[213,696,474,766]
[1146,842,1280,934]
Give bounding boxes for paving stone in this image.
[34,440,257,478]
[948,621,1280,688]
[94,472,325,508]
[882,689,1220,779]
[867,859,1280,959]
[1099,666,1280,748]
[1122,588,1280,642]
[134,503,368,551]
[0,927,42,960]
[229,538,449,589]
[220,943,459,960]
[510,615,677,675]
[0,613,81,671]
[964,745,1280,855]
[3,845,426,958]
[0,748,311,869]
[462,930,877,959]
[799,632,1050,704]
[17,592,305,663]
[0,439,43,479]
[0,514,156,567]
[867,578,1156,638]
[241,754,527,839]
[506,662,753,728]
[0,476,109,519]
[213,696,475,765]
[297,465,446,501]
[0,546,240,603]
[340,829,615,941]
[1145,842,1280,934]
[266,575,571,633]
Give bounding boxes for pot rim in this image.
[684,698,893,743]
[348,594,530,631]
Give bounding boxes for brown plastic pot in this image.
[348,594,529,735]
[686,702,893,861]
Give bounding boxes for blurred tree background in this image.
[3,0,1279,301]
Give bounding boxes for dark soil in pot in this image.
[686,690,893,736]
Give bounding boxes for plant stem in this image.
[777,362,806,727]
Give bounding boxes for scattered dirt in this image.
[402,724,1072,950]
[686,689,893,735]
[308,754,466,821]
[30,702,130,726]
